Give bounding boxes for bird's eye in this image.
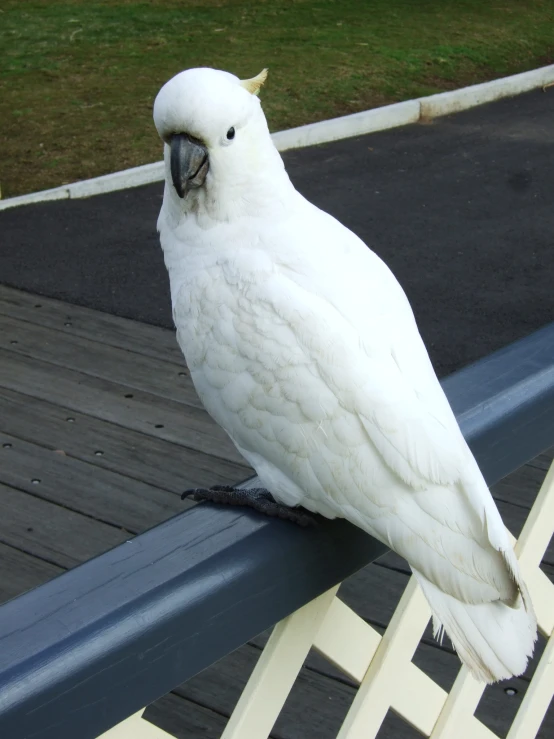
[226,127,235,140]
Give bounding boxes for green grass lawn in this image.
[1,0,553,198]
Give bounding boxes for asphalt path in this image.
[1,88,553,377]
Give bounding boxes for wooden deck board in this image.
[144,693,227,739]
[0,541,64,604]
[0,482,129,568]
[527,449,554,472]
[0,313,203,408]
[0,387,249,492]
[0,431,188,533]
[0,349,244,464]
[492,461,552,509]
[0,285,552,738]
[0,284,183,364]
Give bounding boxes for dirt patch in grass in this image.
[1,0,553,197]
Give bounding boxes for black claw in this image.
[181,485,316,527]
[181,485,235,501]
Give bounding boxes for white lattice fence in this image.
[101,460,554,739]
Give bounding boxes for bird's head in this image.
[154,67,276,205]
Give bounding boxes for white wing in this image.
[180,204,519,609]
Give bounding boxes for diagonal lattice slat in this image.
[336,578,434,738]
[220,585,340,738]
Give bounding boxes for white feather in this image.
[154,68,537,682]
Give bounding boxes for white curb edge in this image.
[1,63,553,212]
[271,99,420,152]
[419,64,554,118]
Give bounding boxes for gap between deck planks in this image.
[0,285,552,738]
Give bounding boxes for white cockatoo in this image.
[153,67,536,682]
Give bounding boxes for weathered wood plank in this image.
[144,692,227,739]
[0,431,188,533]
[0,284,183,364]
[492,463,547,510]
[0,387,250,493]
[526,447,554,473]
[0,314,202,408]
[0,349,245,464]
[0,541,64,606]
[0,482,128,568]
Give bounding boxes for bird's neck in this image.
[158,142,304,308]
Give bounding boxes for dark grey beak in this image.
[170,133,209,199]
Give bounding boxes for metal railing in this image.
[1,323,553,739]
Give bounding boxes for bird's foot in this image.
[182,485,316,527]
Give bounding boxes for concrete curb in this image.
[1,63,553,212]
[419,64,554,118]
[271,99,421,151]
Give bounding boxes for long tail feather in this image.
[412,568,537,683]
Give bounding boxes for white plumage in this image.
[154,67,536,682]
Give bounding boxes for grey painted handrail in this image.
[0,322,553,739]
[445,321,554,483]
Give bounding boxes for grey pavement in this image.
[1,88,553,377]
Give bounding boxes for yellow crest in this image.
[240,68,268,96]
